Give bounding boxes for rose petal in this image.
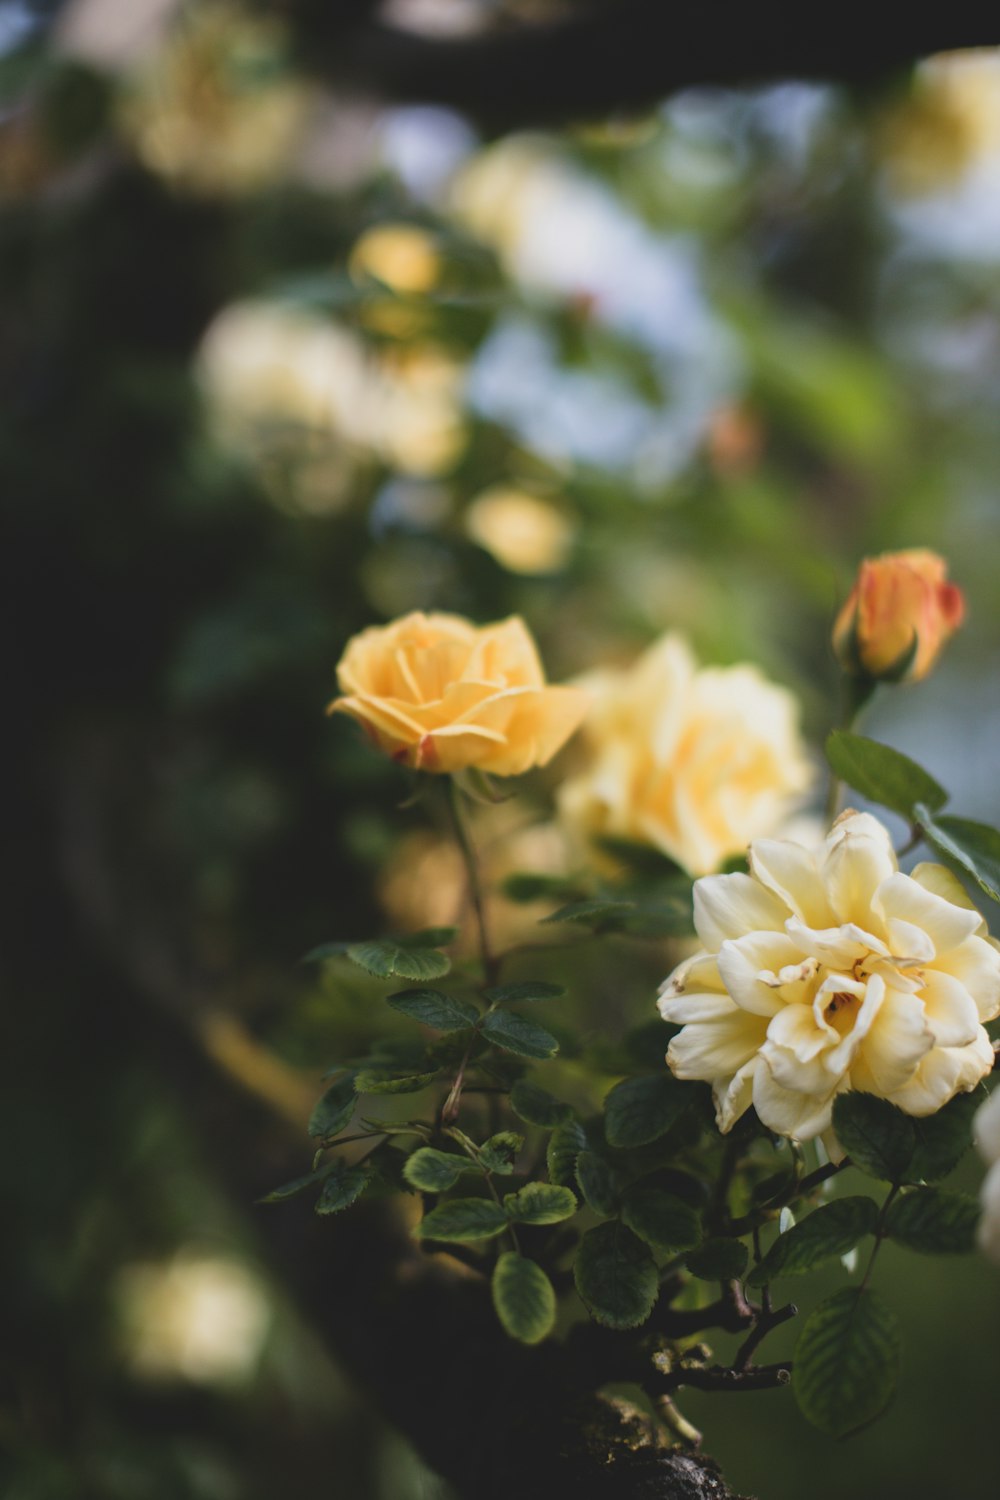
[875,871,983,958]
[693,874,790,951]
[749,838,834,926]
[937,934,1000,1023]
[821,810,898,926]
[851,986,934,1096]
[752,1065,840,1140]
[667,1009,768,1082]
[717,932,809,1016]
[919,969,981,1048]
[885,1031,993,1115]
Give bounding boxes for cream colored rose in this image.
[557,634,813,877]
[328,612,589,776]
[658,810,1000,1144]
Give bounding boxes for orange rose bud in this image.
[833,549,965,683]
[328,612,589,776]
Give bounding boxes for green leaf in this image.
[907,1091,979,1183]
[747,1198,878,1286]
[303,941,351,963]
[387,989,479,1032]
[257,1162,337,1203]
[793,1288,900,1437]
[503,1182,578,1225]
[576,1151,620,1217]
[685,1237,748,1281]
[307,1074,357,1140]
[414,1197,509,1243]
[604,1074,691,1148]
[917,811,1000,905]
[832,1093,915,1181]
[825,732,947,820]
[620,1186,701,1252]
[482,981,566,1004]
[478,1132,523,1175]
[547,1119,587,1186]
[353,1068,440,1095]
[346,930,456,982]
[501,872,583,904]
[885,1187,979,1253]
[574,1222,659,1330]
[315,1162,372,1215]
[481,1009,559,1059]
[409,926,461,947]
[402,1148,474,1192]
[510,1080,573,1128]
[541,899,637,928]
[492,1253,556,1345]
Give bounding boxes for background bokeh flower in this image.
[558,633,813,876]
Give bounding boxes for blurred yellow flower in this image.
[329,612,589,775]
[118,2,309,197]
[659,810,1000,1144]
[832,549,965,684]
[880,49,1000,196]
[349,223,442,294]
[465,486,575,575]
[197,301,466,486]
[558,634,812,876]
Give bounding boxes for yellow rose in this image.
[328,612,589,775]
[832,549,965,683]
[558,634,813,876]
[659,810,1000,1145]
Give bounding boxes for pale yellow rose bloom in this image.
[118,4,310,199]
[659,810,1000,1144]
[558,634,813,877]
[328,612,589,775]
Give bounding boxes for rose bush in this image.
[328,611,589,775]
[832,548,965,683]
[659,809,1000,1143]
[558,632,813,876]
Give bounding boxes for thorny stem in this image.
[657,1361,793,1396]
[728,1155,850,1237]
[733,1300,797,1372]
[798,1156,850,1196]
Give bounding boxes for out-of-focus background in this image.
[4,3,1000,1497]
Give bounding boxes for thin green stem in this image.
[826,674,878,823]
[446,776,498,986]
[859,1183,901,1294]
[444,1125,520,1252]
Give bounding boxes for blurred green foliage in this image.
[5,4,1000,1497]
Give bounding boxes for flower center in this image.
[824,989,861,1036]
